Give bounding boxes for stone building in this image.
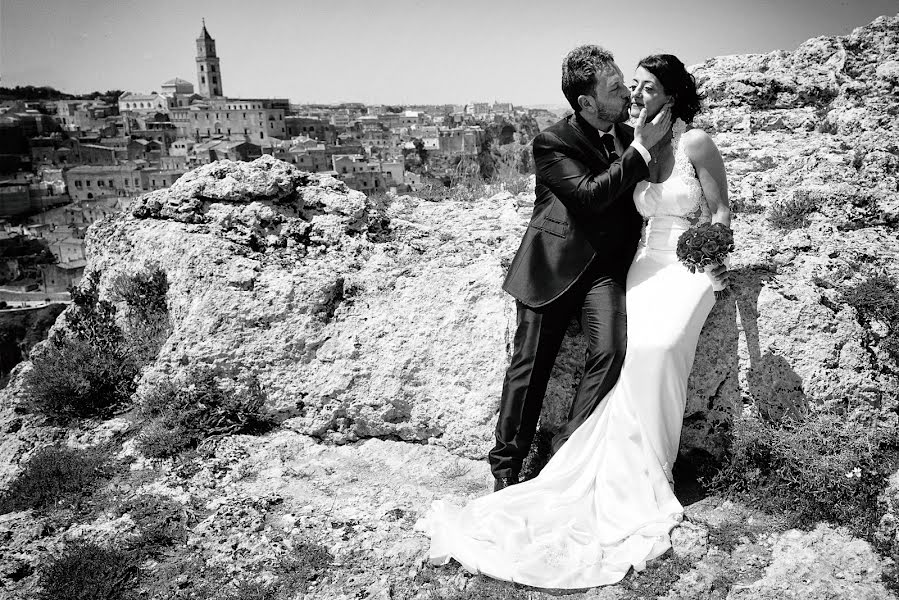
[196,21,223,98]
[64,164,144,200]
[190,139,262,165]
[438,126,483,155]
[117,93,168,115]
[140,168,185,190]
[173,99,288,141]
[285,117,336,143]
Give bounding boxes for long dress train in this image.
[414,123,717,589]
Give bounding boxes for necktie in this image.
[601,133,619,163]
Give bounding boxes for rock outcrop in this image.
[1,12,898,600]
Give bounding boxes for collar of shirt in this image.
[574,112,617,140]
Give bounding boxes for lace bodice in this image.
[633,121,711,245]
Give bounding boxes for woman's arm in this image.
[683,129,731,228]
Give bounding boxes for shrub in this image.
[109,263,172,365]
[841,274,899,363]
[26,336,139,420]
[448,156,488,202]
[0,445,111,514]
[137,367,273,458]
[273,543,334,592]
[37,540,140,600]
[26,271,140,421]
[109,262,168,319]
[841,274,899,324]
[619,554,694,599]
[766,190,817,229]
[710,407,899,540]
[117,493,190,551]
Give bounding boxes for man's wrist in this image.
[630,141,651,165]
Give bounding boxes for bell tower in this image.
[196,19,223,98]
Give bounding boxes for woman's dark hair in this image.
[637,54,703,123]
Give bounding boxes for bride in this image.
[414,53,732,589]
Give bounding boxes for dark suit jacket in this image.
[502,114,648,308]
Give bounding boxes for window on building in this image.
[86,180,92,186]
[212,76,217,85]
[135,178,139,185]
[201,76,206,84]
[108,179,113,187]
[243,113,246,118]
[98,180,105,187]
[152,179,156,186]
[211,64,216,73]
[74,180,82,188]
[201,65,205,72]
[260,132,264,139]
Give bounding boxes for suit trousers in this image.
[488,261,628,479]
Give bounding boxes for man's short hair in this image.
[562,45,616,113]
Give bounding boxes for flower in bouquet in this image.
[676,223,734,297]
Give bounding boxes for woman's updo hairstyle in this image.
[637,54,703,124]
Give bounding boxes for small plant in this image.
[619,554,694,599]
[710,407,899,541]
[26,336,139,420]
[109,263,168,317]
[217,579,279,600]
[841,274,899,324]
[25,271,139,421]
[766,190,817,229]
[117,493,190,551]
[110,263,172,364]
[137,367,273,458]
[841,274,899,363]
[0,445,111,514]
[37,540,140,600]
[274,543,334,592]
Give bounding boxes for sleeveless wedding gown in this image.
[414,123,716,589]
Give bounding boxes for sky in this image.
[1,0,896,106]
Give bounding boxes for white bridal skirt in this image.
[415,243,715,589]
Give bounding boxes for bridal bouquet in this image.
[676,222,735,298]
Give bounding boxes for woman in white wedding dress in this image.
[415,54,732,589]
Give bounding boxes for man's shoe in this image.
[493,475,519,492]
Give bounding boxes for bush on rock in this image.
[137,366,274,458]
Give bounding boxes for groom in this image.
[489,45,671,491]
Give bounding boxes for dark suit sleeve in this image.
[533,130,650,222]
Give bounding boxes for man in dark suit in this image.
[489,45,671,491]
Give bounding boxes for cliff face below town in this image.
[1,13,899,600]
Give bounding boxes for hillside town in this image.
[0,21,552,305]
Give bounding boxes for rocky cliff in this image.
[1,13,898,600]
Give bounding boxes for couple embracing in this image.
[415,46,732,588]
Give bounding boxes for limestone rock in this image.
[727,525,893,599]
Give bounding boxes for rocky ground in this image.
[2,13,899,600]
